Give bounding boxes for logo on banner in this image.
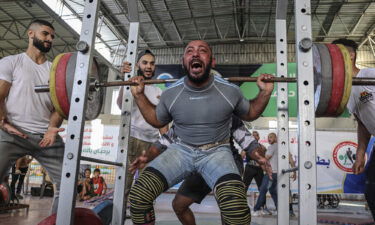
[332,141,358,173]
[157,73,174,87]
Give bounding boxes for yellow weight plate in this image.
[49,53,67,119]
[336,44,353,116]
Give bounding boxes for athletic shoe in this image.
[290,211,296,217]
[262,208,272,215]
[16,194,23,200]
[251,210,263,217]
[272,210,277,216]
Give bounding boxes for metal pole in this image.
[112,0,140,224]
[276,0,290,224]
[294,0,317,225]
[56,0,100,225]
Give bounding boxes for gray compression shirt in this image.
[156,75,250,146]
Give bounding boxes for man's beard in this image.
[183,61,212,84]
[137,69,154,80]
[33,36,51,53]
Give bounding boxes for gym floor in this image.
[0,193,372,225]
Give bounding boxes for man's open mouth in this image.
[190,60,203,74]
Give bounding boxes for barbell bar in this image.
[34,76,375,93]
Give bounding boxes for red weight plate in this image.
[38,208,103,225]
[55,53,73,118]
[0,182,10,205]
[325,44,345,116]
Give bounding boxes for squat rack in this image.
[55,0,140,225]
[276,0,317,225]
[54,0,318,225]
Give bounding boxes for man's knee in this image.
[172,194,193,216]
[214,174,250,225]
[129,167,168,225]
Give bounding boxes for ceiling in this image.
[1,0,375,62]
[96,0,375,47]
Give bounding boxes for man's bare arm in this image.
[129,145,162,174]
[131,76,166,128]
[133,94,165,128]
[241,74,274,121]
[116,87,124,109]
[289,153,296,168]
[289,152,297,181]
[103,178,107,194]
[245,91,272,121]
[15,158,22,171]
[159,125,169,135]
[0,80,10,122]
[249,147,273,178]
[39,111,65,147]
[353,115,371,174]
[0,80,27,138]
[49,111,64,128]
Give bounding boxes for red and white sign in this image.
[332,141,358,173]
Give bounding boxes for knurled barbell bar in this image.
[34,44,375,120]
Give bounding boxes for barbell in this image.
[35,44,375,120]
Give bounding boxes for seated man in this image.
[129,117,271,225]
[92,168,107,196]
[128,40,273,225]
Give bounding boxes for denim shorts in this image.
[147,142,239,189]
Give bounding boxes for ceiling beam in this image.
[99,2,129,46]
[232,0,242,40]
[0,21,23,40]
[265,0,274,39]
[208,0,222,39]
[33,0,118,71]
[359,22,375,48]
[350,2,374,36]
[160,0,183,43]
[108,11,373,25]
[315,1,344,42]
[185,0,202,40]
[138,0,168,46]
[101,0,149,48]
[56,1,113,51]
